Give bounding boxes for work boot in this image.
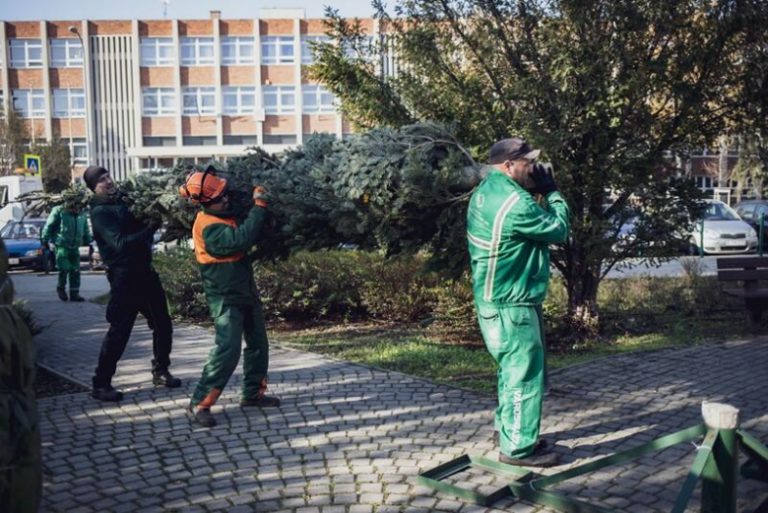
[92,385,124,402]
[152,370,182,388]
[56,287,68,301]
[69,292,85,302]
[189,406,216,428]
[240,395,281,408]
[499,447,560,468]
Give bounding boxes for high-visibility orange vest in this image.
[192,211,245,264]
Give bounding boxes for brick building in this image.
[0,9,379,181]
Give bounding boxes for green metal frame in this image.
[418,423,768,512]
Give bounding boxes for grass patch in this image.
[274,311,755,396]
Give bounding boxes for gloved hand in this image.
[530,163,557,195]
[253,186,269,209]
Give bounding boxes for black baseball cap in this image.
[488,137,541,164]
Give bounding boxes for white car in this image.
[689,200,758,255]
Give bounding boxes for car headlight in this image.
[748,228,758,239]
[703,229,717,239]
[25,249,40,256]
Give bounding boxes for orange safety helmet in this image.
[179,166,228,205]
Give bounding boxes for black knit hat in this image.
[488,137,541,164]
[83,166,109,191]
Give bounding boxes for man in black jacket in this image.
[84,166,181,401]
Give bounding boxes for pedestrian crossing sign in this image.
[24,154,41,175]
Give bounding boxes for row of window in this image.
[142,35,334,66]
[146,85,335,116]
[7,85,335,118]
[7,36,342,68]
[142,134,299,148]
[11,89,85,118]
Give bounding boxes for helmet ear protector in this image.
[180,165,225,205]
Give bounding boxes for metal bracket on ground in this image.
[417,402,768,513]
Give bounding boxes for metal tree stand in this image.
[418,402,768,512]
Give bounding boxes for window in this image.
[301,36,330,64]
[183,136,216,146]
[50,39,83,67]
[142,88,176,116]
[223,135,258,145]
[12,89,46,118]
[69,138,87,164]
[263,85,295,114]
[182,87,216,115]
[143,136,177,147]
[343,36,375,60]
[180,37,214,66]
[302,85,335,113]
[9,39,43,68]
[52,89,86,117]
[221,36,255,65]
[140,37,175,66]
[222,86,256,115]
[261,36,294,64]
[263,134,296,145]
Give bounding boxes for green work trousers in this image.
[191,301,269,408]
[476,303,544,458]
[55,246,80,293]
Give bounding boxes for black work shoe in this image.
[152,371,182,388]
[92,385,123,402]
[69,292,85,302]
[56,287,68,301]
[189,406,216,427]
[499,446,560,468]
[241,395,281,408]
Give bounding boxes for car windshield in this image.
[703,202,740,221]
[0,221,44,239]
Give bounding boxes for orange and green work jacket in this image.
[192,206,267,312]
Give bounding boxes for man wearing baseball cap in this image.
[466,137,570,467]
[83,165,181,402]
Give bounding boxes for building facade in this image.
[0,9,377,181]
[0,9,745,199]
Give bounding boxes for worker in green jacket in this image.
[0,237,42,513]
[467,137,570,468]
[180,166,280,428]
[42,204,91,302]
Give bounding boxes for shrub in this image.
[153,248,209,321]
[358,254,440,322]
[255,250,367,321]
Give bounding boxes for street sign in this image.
[23,154,41,176]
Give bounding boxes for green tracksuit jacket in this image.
[190,205,271,409]
[42,205,92,291]
[466,169,569,458]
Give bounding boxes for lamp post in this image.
[68,25,91,165]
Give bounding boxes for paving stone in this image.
[18,273,767,513]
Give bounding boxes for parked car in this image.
[0,219,52,271]
[689,199,758,255]
[734,199,768,245]
[0,218,101,271]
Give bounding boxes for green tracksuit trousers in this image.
[476,303,544,458]
[55,246,80,293]
[190,301,269,408]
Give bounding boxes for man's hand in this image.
[253,186,269,209]
[530,163,557,195]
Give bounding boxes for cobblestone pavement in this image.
[13,272,768,512]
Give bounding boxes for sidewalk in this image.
[13,272,768,512]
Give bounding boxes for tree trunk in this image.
[562,244,602,344]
